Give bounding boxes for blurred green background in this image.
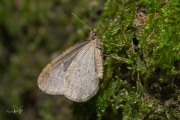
[0,0,104,120]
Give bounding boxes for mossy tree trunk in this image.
[72,0,180,120]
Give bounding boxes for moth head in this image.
[89,30,96,39]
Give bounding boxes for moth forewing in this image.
[95,47,103,79]
[63,42,99,102]
[37,40,91,95]
[94,38,103,79]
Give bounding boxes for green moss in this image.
[72,0,180,119]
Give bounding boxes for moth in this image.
[37,14,103,102]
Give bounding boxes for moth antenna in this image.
[94,20,100,28]
[71,12,92,31]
